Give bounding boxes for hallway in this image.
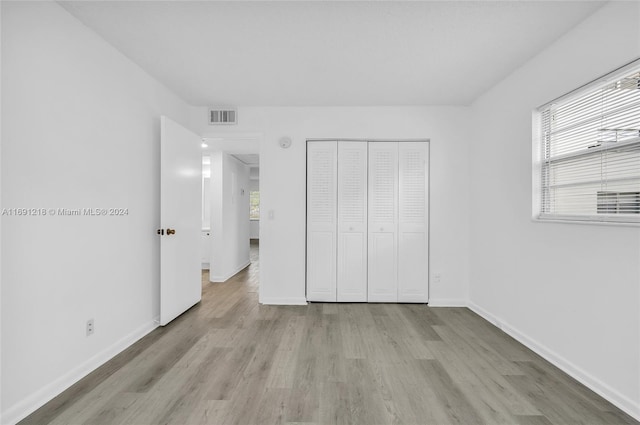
[20,242,636,425]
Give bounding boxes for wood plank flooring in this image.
[20,244,638,424]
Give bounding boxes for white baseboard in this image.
[260,297,308,305]
[1,319,158,425]
[427,298,468,307]
[467,301,640,422]
[201,262,209,270]
[209,260,250,283]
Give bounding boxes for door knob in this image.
[157,229,164,235]
[167,228,176,235]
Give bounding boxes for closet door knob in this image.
[167,228,176,235]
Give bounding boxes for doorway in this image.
[200,135,261,293]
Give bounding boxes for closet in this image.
[306,140,429,303]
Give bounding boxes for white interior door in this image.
[337,141,368,302]
[160,116,202,326]
[306,141,338,301]
[368,142,398,302]
[398,142,429,302]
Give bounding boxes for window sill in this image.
[532,216,640,228]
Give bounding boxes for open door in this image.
[159,116,202,326]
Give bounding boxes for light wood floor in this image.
[20,243,637,425]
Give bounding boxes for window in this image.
[537,62,640,224]
[250,191,260,220]
[597,191,640,214]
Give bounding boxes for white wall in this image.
[0,2,4,419]
[249,178,259,240]
[469,1,640,419]
[249,177,259,192]
[202,158,212,268]
[250,220,260,240]
[1,2,194,423]
[192,107,471,305]
[209,153,251,281]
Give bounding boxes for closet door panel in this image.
[308,232,337,300]
[306,141,337,302]
[368,142,398,302]
[337,141,368,301]
[337,232,367,301]
[398,142,429,302]
[398,232,427,301]
[368,232,396,301]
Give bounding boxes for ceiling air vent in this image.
[209,108,237,125]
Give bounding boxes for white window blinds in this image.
[539,64,640,223]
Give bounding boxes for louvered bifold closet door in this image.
[306,141,338,301]
[337,142,368,302]
[368,142,399,302]
[398,142,429,302]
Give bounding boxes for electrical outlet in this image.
[433,273,442,284]
[86,319,94,336]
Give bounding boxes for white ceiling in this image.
[231,154,260,166]
[59,1,603,106]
